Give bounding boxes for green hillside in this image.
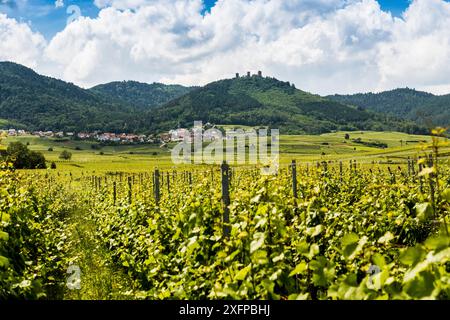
[0,118,26,129]
[328,88,450,127]
[146,76,424,134]
[0,61,142,132]
[90,81,193,110]
[0,62,429,135]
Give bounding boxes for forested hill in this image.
[0,62,427,134]
[0,61,143,132]
[327,88,450,127]
[145,76,424,134]
[90,81,193,110]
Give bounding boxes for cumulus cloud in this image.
[93,0,157,9]
[0,13,46,68]
[377,0,450,94]
[45,0,384,90]
[3,0,450,95]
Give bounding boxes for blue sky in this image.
[378,0,411,16]
[0,0,412,40]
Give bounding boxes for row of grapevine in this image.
[0,164,76,299]
[81,156,450,299]
[1,145,449,299]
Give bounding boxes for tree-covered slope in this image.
[146,76,423,134]
[0,62,142,132]
[328,88,450,127]
[90,81,193,110]
[0,62,428,135]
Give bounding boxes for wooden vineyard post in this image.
[428,153,434,168]
[291,160,298,199]
[322,161,328,172]
[113,181,117,205]
[221,161,231,238]
[428,154,436,214]
[167,172,170,195]
[407,157,411,177]
[339,161,343,182]
[128,177,132,204]
[387,167,395,184]
[418,157,424,193]
[188,172,192,186]
[154,169,160,206]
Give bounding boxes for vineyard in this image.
[1,135,450,300]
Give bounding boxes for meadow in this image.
[0,130,449,300]
[1,131,442,172]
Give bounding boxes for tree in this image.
[5,142,46,169]
[28,151,46,169]
[6,142,29,169]
[50,162,57,169]
[345,133,350,140]
[59,150,72,160]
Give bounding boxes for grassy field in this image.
[1,131,448,172]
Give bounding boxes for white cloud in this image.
[55,0,64,8]
[0,13,46,68]
[4,0,450,95]
[377,0,450,91]
[93,0,156,9]
[44,0,381,90]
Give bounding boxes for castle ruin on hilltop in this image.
[235,71,263,79]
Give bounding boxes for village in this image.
[1,128,164,144]
[0,122,229,145]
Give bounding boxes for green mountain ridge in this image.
[90,81,193,110]
[0,61,142,132]
[327,88,450,127]
[0,61,429,135]
[146,76,424,134]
